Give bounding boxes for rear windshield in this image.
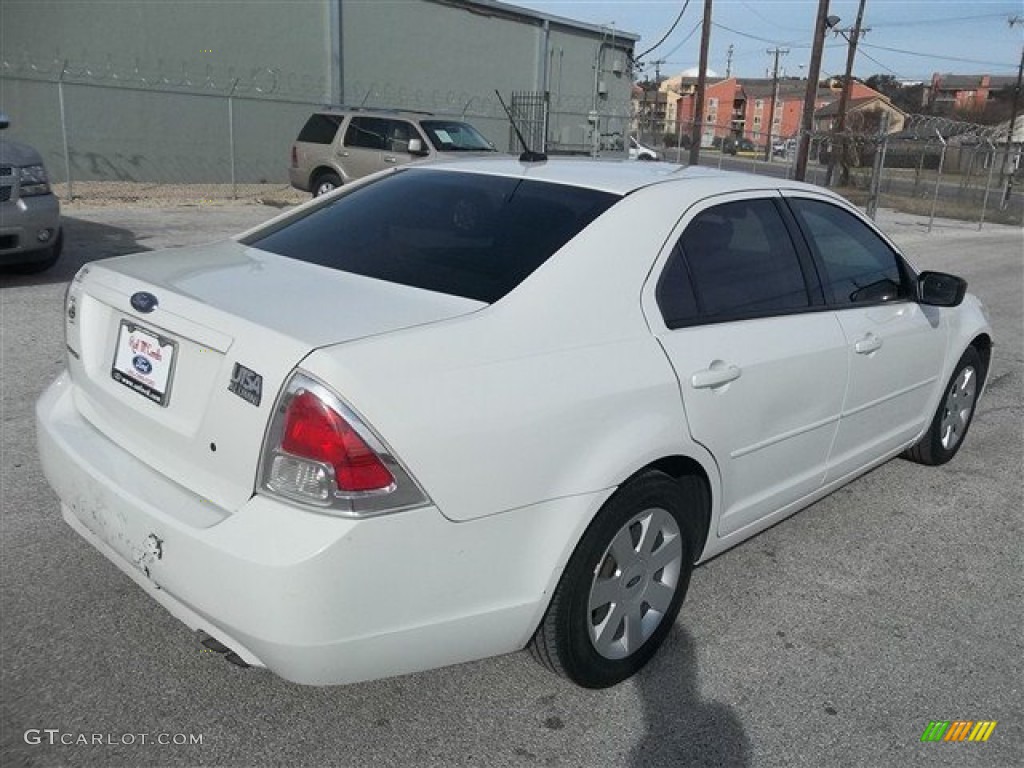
[246,169,618,303]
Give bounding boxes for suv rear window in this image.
[247,169,618,303]
[297,114,343,144]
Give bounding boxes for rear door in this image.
[783,194,948,480]
[648,193,848,537]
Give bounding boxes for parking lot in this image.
[1,201,1021,767]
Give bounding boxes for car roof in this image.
[314,106,435,118]
[406,156,825,197]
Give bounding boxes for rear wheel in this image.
[312,172,342,197]
[903,346,982,465]
[529,471,703,688]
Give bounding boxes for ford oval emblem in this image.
[132,355,153,375]
[130,291,158,314]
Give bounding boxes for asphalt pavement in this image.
[1,201,1021,767]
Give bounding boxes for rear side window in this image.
[246,169,618,303]
[658,198,810,326]
[297,114,343,144]
[788,198,908,305]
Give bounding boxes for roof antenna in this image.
[494,89,547,163]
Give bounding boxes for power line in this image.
[860,42,1017,70]
[869,12,1011,28]
[660,19,704,61]
[637,1,692,61]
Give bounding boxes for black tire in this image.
[10,228,62,274]
[903,346,983,466]
[312,172,342,197]
[529,471,704,688]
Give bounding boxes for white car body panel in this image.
[36,159,994,685]
[63,244,481,512]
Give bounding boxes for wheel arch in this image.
[970,332,993,383]
[310,165,342,187]
[625,455,713,560]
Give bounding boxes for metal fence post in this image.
[57,60,73,200]
[979,140,998,230]
[865,114,890,220]
[227,79,239,199]
[928,129,948,233]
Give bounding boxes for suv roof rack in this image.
[317,105,435,117]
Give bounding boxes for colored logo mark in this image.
[920,720,997,742]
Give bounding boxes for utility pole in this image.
[650,59,666,84]
[795,0,835,181]
[725,44,734,79]
[824,0,868,187]
[764,47,789,161]
[1001,18,1024,209]
[689,0,713,165]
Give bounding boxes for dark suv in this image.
[289,107,497,196]
[0,113,63,272]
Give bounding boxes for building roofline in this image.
[434,0,640,42]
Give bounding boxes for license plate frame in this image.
[110,320,178,406]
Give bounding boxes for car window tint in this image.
[344,117,390,150]
[297,114,343,144]
[678,198,809,319]
[789,198,907,305]
[656,244,699,326]
[246,169,618,303]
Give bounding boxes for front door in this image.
[783,194,948,481]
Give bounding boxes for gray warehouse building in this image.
[0,0,638,185]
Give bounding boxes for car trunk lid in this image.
[64,239,483,515]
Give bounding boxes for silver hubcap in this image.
[588,507,683,660]
[315,181,336,196]
[939,365,977,450]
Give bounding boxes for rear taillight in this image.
[280,390,394,492]
[290,145,298,168]
[259,372,429,517]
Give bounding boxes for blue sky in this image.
[511,0,1024,82]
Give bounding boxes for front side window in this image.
[344,117,392,150]
[788,198,909,305]
[658,198,810,326]
[245,170,618,303]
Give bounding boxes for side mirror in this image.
[918,271,967,307]
[0,112,9,130]
[407,138,428,156]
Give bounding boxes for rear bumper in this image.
[36,372,601,685]
[0,193,60,263]
[288,167,311,193]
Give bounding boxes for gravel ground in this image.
[52,181,308,209]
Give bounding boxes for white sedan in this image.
[37,158,992,688]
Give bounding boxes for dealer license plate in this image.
[110,320,178,406]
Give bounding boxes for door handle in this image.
[691,364,742,390]
[854,333,883,355]
[384,156,398,163]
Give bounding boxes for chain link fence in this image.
[633,110,1023,227]
[1,52,635,204]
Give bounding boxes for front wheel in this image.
[903,346,983,466]
[529,471,704,688]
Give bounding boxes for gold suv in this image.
[289,107,497,196]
